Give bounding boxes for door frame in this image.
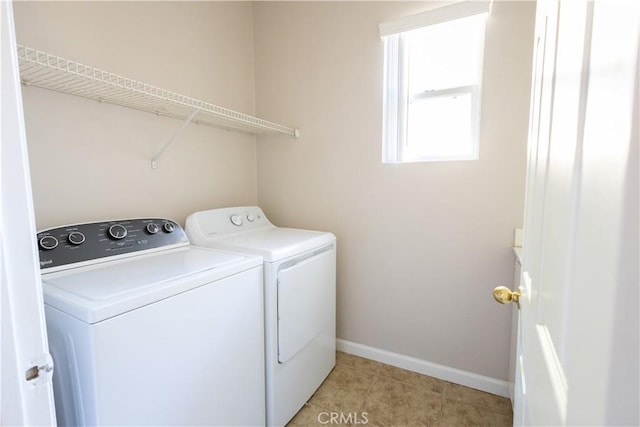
[1,1,57,424]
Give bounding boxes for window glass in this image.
[406,93,474,160]
[407,14,486,94]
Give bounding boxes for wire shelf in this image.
[17,45,299,137]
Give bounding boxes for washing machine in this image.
[185,207,336,427]
[37,217,265,426]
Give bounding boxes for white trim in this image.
[379,1,491,38]
[411,84,476,101]
[381,34,401,163]
[336,338,510,397]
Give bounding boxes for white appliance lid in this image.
[42,246,261,324]
[204,227,335,262]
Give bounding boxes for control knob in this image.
[146,223,160,234]
[67,231,86,245]
[163,222,176,233]
[246,214,255,222]
[39,235,59,251]
[230,215,243,226]
[108,224,128,240]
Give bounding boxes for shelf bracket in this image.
[151,108,201,169]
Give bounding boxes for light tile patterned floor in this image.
[287,351,513,427]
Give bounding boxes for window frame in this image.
[381,1,491,164]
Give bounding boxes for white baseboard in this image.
[336,338,510,398]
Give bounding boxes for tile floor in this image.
[288,352,513,427]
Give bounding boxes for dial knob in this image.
[146,223,160,234]
[230,215,243,226]
[39,235,59,250]
[246,214,255,222]
[163,222,175,233]
[67,231,86,245]
[108,224,128,240]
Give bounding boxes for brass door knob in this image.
[493,286,521,309]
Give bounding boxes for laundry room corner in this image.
[253,1,536,386]
[12,1,260,230]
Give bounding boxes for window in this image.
[381,2,490,163]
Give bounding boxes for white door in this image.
[1,1,57,425]
[513,0,639,425]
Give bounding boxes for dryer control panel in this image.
[37,218,188,272]
[185,206,274,242]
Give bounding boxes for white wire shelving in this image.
[17,45,299,167]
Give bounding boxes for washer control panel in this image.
[37,218,188,271]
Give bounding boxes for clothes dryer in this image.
[38,218,265,426]
[185,207,336,427]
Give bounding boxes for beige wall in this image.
[253,1,535,380]
[13,2,258,230]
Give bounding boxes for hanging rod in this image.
[16,45,300,138]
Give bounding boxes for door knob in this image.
[493,286,520,309]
